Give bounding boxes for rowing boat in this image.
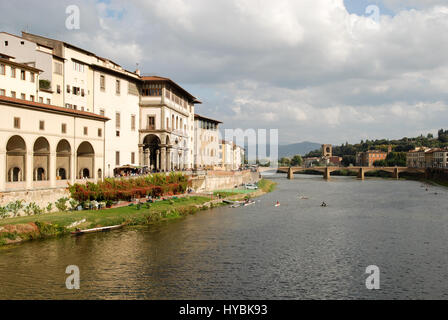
[230,200,256,208]
[71,224,124,236]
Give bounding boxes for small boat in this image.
[71,224,124,236]
[230,200,255,208]
[275,201,281,207]
[299,196,309,200]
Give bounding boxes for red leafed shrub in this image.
[68,173,191,202]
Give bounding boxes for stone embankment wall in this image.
[0,188,70,208]
[191,170,260,192]
[0,170,261,215]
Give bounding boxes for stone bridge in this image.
[276,166,426,180]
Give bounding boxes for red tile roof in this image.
[141,75,202,104]
[0,95,109,121]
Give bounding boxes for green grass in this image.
[258,179,276,193]
[0,179,277,247]
[0,196,211,229]
[213,189,257,197]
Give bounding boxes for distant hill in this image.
[278,142,321,158]
[244,141,321,161]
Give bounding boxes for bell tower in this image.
[322,144,332,158]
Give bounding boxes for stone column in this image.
[161,147,166,172]
[393,167,399,179]
[179,152,182,170]
[156,150,160,171]
[323,167,331,180]
[166,148,171,172]
[143,149,148,166]
[287,167,294,180]
[70,152,76,183]
[26,150,33,190]
[50,151,56,188]
[147,150,151,170]
[357,168,365,180]
[139,145,144,166]
[0,150,5,192]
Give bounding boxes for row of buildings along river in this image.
[0,31,245,195]
[304,144,448,169]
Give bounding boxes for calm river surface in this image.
[1,174,448,300]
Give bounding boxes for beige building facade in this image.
[194,114,221,169]
[139,76,201,172]
[0,95,108,193]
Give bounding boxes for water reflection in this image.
[1,174,448,299]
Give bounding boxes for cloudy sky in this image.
[1,0,448,145]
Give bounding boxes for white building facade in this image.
[0,56,108,193]
[194,114,221,169]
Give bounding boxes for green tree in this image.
[342,155,356,166]
[279,157,291,166]
[291,155,303,166]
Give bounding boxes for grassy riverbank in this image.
[0,179,276,247]
[0,196,219,246]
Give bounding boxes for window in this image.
[54,62,62,75]
[142,84,162,96]
[81,88,85,97]
[39,120,45,130]
[11,91,16,98]
[30,95,35,102]
[20,41,24,45]
[57,85,61,94]
[66,85,70,93]
[73,61,84,72]
[115,112,120,129]
[11,67,16,78]
[0,64,5,75]
[115,152,120,166]
[30,72,35,83]
[116,130,120,137]
[14,117,20,129]
[72,86,80,95]
[131,152,135,164]
[47,98,51,104]
[20,93,26,100]
[39,97,43,103]
[20,70,25,80]
[61,123,67,134]
[131,115,136,131]
[0,89,5,96]
[4,41,8,46]
[83,127,88,135]
[100,109,105,116]
[116,80,120,94]
[100,75,105,90]
[98,128,102,137]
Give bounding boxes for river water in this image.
[1,174,448,300]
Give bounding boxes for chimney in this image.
[135,69,141,76]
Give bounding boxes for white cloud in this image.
[1,0,447,144]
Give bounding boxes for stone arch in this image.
[6,135,26,182]
[77,141,94,179]
[56,139,71,180]
[143,134,161,171]
[33,137,50,181]
[165,135,171,146]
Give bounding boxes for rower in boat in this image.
[321,201,327,207]
[275,201,280,207]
